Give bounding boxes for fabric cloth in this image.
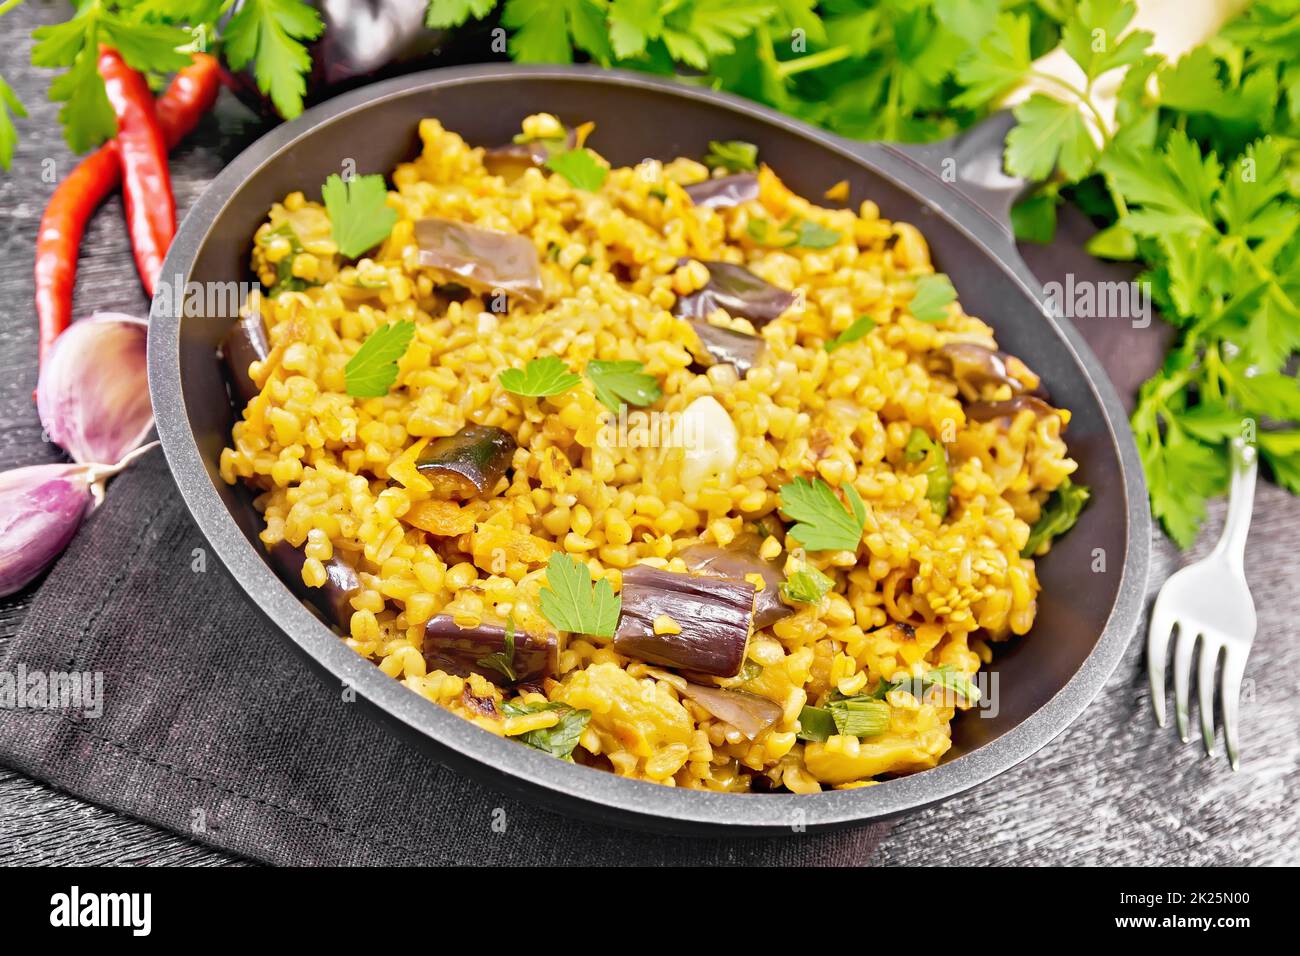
[0,450,888,865]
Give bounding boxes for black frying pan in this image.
[147,65,1151,833]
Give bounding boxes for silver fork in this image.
[1147,436,1258,769]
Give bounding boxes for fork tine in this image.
[1220,645,1247,771]
[1172,626,1197,742]
[1146,599,1177,727]
[1197,637,1221,757]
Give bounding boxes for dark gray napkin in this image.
[0,450,888,865]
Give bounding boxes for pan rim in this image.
[148,63,1150,831]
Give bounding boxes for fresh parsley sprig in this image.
[499,356,582,398]
[585,359,661,413]
[538,553,620,638]
[544,147,608,191]
[345,320,416,398]
[908,274,957,323]
[322,173,398,259]
[778,477,866,553]
[825,316,875,353]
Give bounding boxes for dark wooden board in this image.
[1,1,1296,865]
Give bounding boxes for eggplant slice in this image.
[268,540,360,629]
[416,425,517,499]
[673,261,796,327]
[687,320,765,377]
[221,309,270,405]
[614,565,755,677]
[678,534,792,629]
[683,173,759,209]
[415,218,544,305]
[423,614,558,686]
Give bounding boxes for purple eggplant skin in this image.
[226,1,447,119]
[414,218,544,305]
[679,683,782,739]
[483,128,578,179]
[268,540,361,629]
[678,534,792,629]
[423,615,558,686]
[688,320,764,377]
[673,261,796,328]
[965,395,1059,424]
[415,425,517,499]
[614,565,755,678]
[683,173,759,209]
[220,310,271,406]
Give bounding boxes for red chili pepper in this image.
[33,54,220,366]
[98,47,175,297]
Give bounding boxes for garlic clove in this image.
[0,442,159,598]
[0,463,95,598]
[36,312,153,466]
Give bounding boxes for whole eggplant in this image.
[226,0,466,119]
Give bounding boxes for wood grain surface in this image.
[1,1,1296,866]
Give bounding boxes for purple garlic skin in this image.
[0,464,94,597]
[37,313,153,466]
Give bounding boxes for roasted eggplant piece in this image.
[614,565,754,677]
[931,343,1022,401]
[683,173,759,209]
[673,261,796,328]
[220,309,270,405]
[679,683,782,739]
[423,614,558,686]
[966,395,1058,423]
[687,320,765,377]
[678,534,792,629]
[483,128,577,179]
[414,218,544,305]
[416,425,517,499]
[268,540,360,629]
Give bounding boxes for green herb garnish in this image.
[909,274,957,323]
[538,553,620,639]
[498,356,582,398]
[1021,477,1091,557]
[263,223,310,297]
[890,665,982,705]
[502,701,591,759]
[778,477,866,553]
[476,618,518,683]
[781,565,834,604]
[795,704,837,742]
[704,139,758,173]
[827,697,891,738]
[748,217,841,249]
[585,359,662,413]
[904,427,952,518]
[344,321,416,398]
[544,147,608,191]
[224,0,325,120]
[322,173,398,259]
[792,219,841,249]
[826,316,876,353]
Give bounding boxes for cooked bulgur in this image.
[219,113,1083,793]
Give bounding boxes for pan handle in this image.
[881,111,1026,238]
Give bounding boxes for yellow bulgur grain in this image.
[222,113,1081,793]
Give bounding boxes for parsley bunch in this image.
[957,0,1300,546]
[428,0,1065,142]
